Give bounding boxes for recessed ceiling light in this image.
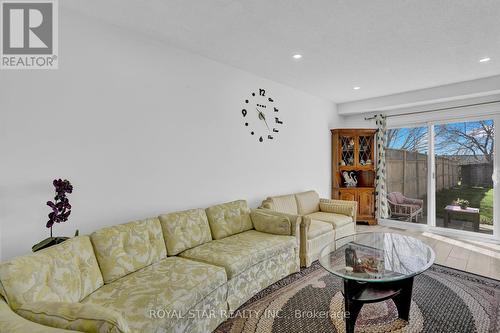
[353,86,361,90]
[479,57,491,63]
[292,54,302,60]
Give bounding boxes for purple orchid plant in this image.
[46,179,73,237]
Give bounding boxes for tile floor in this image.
[357,224,500,280]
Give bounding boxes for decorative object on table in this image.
[32,179,78,252]
[344,247,357,270]
[331,128,377,224]
[342,171,358,187]
[240,88,283,143]
[454,198,470,210]
[345,245,384,275]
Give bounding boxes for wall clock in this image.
[241,88,283,143]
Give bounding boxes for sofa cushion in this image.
[388,192,405,204]
[0,236,103,309]
[179,230,296,279]
[82,257,226,333]
[264,194,298,215]
[159,208,212,255]
[307,220,334,239]
[0,296,82,333]
[16,301,130,333]
[250,210,291,235]
[306,212,353,229]
[205,200,253,240]
[90,218,167,284]
[295,191,320,215]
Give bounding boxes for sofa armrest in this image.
[255,208,303,250]
[16,301,130,333]
[319,198,357,222]
[250,209,292,236]
[0,297,80,333]
[255,209,303,266]
[259,198,274,210]
[254,209,302,236]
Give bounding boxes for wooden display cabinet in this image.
[331,129,377,225]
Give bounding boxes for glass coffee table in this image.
[319,232,435,333]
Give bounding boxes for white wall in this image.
[341,93,500,129]
[0,10,341,260]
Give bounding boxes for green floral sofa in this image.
[0,200,300,333]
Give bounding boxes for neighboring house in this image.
[447,154,491,165]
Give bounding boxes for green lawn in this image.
[435,186,493,224]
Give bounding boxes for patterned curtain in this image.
[375,114,389,219]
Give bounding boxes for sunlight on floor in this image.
[421,232,500,259]
[357,224,500,280]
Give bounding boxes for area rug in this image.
[215,262,500,333]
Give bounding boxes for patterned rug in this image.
[215,262,500,333]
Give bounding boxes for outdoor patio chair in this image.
[387,192,424,222]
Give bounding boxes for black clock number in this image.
[242,109,247,117]
[259,136,263,142]
[275,117,283,124]
[268,135,274,140]
[259,89,266,96]
[274,107,279,112]
[268,98,274,102]
[273,128,279,133]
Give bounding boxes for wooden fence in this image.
[386,149,459,199]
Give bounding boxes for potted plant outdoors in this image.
[454,198,470,210]
[32,179,78,252]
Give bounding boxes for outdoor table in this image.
[444,205,480,232]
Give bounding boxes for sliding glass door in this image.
[434,120,494,235]
[385,126,428,224]
[384,118,496,237]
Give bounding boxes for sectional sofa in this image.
[0,200,300,333]
[261,190,357,267]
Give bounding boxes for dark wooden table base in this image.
[444,209,480,232]
[343,276,414,333]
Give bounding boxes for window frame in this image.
[381,114,499,242]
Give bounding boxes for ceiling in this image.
[62,0,500,103]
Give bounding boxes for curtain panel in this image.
[375,114,389,219]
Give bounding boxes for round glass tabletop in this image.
[319,232,435,283]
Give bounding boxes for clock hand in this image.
[256,108,271,132]
[262,115,271,132]
[255,108,265,120]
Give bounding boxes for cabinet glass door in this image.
[340,136,356,166]
[358,135,374,167]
